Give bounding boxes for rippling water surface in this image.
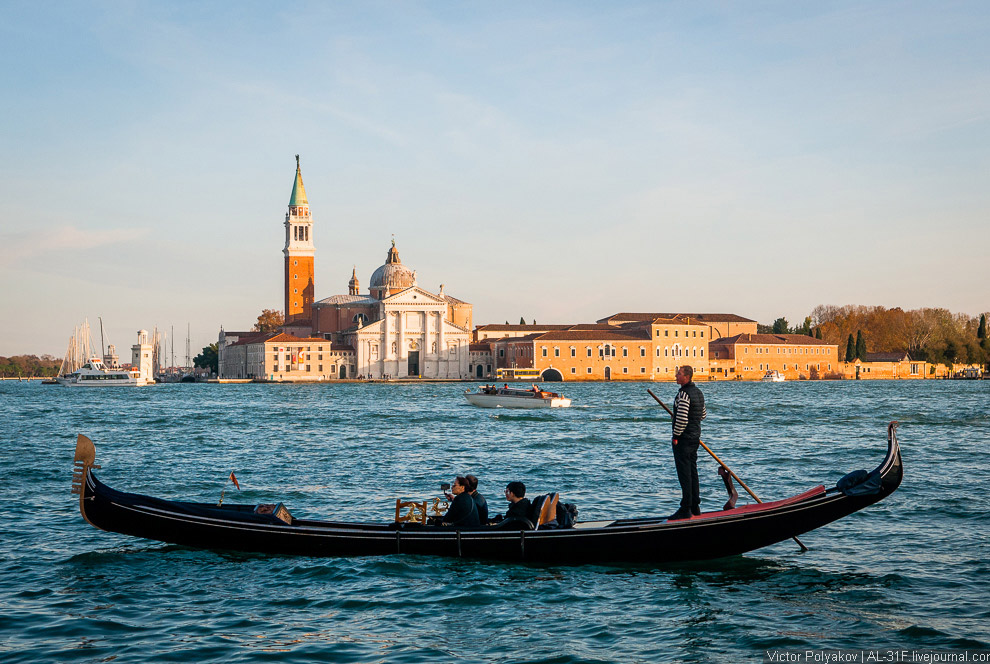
[1,379,987,662]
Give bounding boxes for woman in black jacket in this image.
[440,476,480,527]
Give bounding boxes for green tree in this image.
[815,328,823,340]
[519,317,526,325]
[978,314,987,340]
[772,317,789,334]
[194,343,219,375]
[253,308,284,333]
[800,317,812,336]
[0,354,60,378]
[943,339,959,365]
[845,334,856,362]
[855,330,867,360]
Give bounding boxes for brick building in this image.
[708,333,839,380]
[841,352,928,379]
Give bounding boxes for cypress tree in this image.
[856,330,867,361]
[519,317,526,325]
[815,328,823,340]
[979,314,987,340]
[846,334,855,362]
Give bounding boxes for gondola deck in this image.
[72,423,902,563]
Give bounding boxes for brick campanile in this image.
[283,155,315,325]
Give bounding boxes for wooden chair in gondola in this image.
[533,492,559,531]
[394,499,428,524]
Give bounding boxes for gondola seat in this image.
[530,493,560,530]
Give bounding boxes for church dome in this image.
[369,241,416,297]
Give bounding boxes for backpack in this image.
[555,502,578,529]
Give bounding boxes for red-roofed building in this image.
[471,317,714,381]
[842,352,928,380]
[708,333,839,380]
[219,331,356,381]
[596,313,757,340]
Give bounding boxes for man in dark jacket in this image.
[669,365,706,520]
[502,481,531,524]
[465,474,488,524]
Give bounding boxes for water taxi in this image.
[464,384,571,408]
[761,370,785,382]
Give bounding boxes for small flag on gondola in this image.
[229,472,240,490]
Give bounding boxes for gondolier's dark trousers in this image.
[672,437,700,511]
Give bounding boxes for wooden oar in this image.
[646,389,809,553]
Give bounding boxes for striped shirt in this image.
[672,383,706,437]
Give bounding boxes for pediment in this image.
[441,319,471,334]
[382,286,446,307]
[354,318,384,334]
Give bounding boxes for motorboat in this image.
[761,370,785,382]
[56,358,148,386]
[71,423,902,563]
[464,384,571,408]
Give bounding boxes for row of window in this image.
[292,225,310,241]
[746,346,829,355]
[535,345,706,359]
[556,366,706,375]
[274,364,351,373]
[657,329,704,338]
[758,363,833,371]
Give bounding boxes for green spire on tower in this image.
[289,154,308,206]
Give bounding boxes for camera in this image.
[440,482,450,492]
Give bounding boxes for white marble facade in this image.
[346,286,470,379]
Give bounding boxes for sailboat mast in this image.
[99,317,106,363]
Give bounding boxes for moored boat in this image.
[71,423,902,563]
[761,370,785,382]
[465,384,571,408]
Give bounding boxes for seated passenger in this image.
[439,476,480,528]
[465,474,488,524]
[498,481,531,525]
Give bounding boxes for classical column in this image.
[397,311,406,374]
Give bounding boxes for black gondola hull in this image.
[75,424,903,563]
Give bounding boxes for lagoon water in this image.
[1,379,988,663]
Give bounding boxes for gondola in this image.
[72,423,902,563]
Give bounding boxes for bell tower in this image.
[283,155,315,325]
[348,266,360,296]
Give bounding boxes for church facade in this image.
[221,156,472,381]
[311,242,472,379]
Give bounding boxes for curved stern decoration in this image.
[71,434,99,525]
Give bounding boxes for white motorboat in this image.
[464,385,571,409]
[57,358,148,387]
[761,370,785,382]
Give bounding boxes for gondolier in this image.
[669,365,706,520]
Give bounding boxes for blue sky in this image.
[1,1,988,357]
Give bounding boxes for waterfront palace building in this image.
[219,157,472,381]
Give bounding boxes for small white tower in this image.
[131,330,154,384]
